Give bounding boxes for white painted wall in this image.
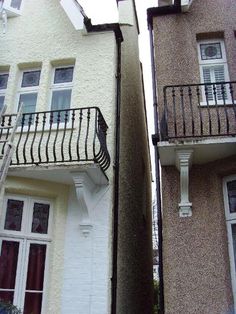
[62,184,112,314]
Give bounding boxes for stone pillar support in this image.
[176,149,193,218]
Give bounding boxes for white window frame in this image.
[0,71,9,109]
[48,65,74,115]
[15,68,41,116]
[0,194,53,314]
[223,175,236,313]
[2,0,24,17]
[197,39,232,105]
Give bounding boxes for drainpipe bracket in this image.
[152,133,159,146]
[179,202,192,217]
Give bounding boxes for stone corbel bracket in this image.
[176,149,193,218]
[72,169,107,236]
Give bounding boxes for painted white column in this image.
[176,149,193,218]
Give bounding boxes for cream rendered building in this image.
[0,1,153,314]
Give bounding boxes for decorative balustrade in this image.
[160,81,236,140]
[0,107,110,171]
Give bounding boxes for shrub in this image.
[0,301,22,314]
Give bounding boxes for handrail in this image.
[161,81,236,140]
[0,107,111,171]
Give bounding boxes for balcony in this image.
[0,107,110,176]
[157,81,236,165]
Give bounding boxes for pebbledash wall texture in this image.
[151,0,236,313]
[0,0,152,313]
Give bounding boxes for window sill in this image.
[200,100,236,107]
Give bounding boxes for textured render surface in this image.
[4,176,69,314]
[152,1,236,312]
[153,0,236,138]
[116,1,153,313]
[162,156,236,314]
[153,0,236,88]
[0,0,117,179]
[62,185,112,314]
[0,0,117,313]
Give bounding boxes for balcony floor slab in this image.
[158,137,236,166]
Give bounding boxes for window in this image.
[50,66,74,122]
[2,0,23,17]
[17,69,41,117]
[198,39,230,103]
[223,176,236,313]
[0,195,52,314]
[0,72,9,111]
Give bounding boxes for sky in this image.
[79,0,157,193]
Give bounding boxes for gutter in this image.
[147,1,181,314]
[147,0,181,28]
[84,17,123,314]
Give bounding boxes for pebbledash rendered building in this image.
[0,0,153,314]
[148,0,236,313]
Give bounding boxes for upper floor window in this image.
[17,69,41,115]
[2,0,23,16]
[50,66,74,122]
[0,195,52,314]
[223,176,236,313]
[198,39,230,103]
[0,72,9,111]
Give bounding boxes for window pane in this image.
[31,203,50,234]
[54,67,74,84]
[24,292,42,314]
[0,240,19,289]
[232,224,236,272]
[4,199,24,231]
[0,96,4,110]
[0,74,8,90]
[0,291,14,303]
[228,181,236,213]
[51,89,71,123]
[19,93,37,113]
[200,43,222,60]
[10,0,22,10]
[21,71,41,88]
[26,244,46,291]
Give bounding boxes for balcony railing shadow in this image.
[0,107,110,172]
[160,81,236,141]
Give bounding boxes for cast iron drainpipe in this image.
[148,23,165,314]
[111,35,122,314]
[147,1,181,314]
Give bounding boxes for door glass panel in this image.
[26,244,46,291]
[232,224,236,272]
[0,291,14,303]
[227,181,236,213]
[31,203,50,234]
[0,240,19,290]
[4,199,24,231]
[24,292,42,314]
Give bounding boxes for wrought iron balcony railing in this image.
[160,81,236,141]
[0,107,110,171]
